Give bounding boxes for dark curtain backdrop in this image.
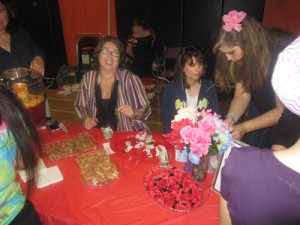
[115,0,265,79]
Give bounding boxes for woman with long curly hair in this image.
[219,35,300,225]
[213,10,294,148]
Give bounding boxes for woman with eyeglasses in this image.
[74,35,151,131]
[0,85,42,224]
[213,10,295,149]
[161,46,220,134]
[0,0,45,75]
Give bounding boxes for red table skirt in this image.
[22,124,220,225]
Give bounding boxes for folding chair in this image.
[151,46,182,103]
[76,33,104,80]
[159,46,182,79]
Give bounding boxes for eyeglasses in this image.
[100,48,120,57]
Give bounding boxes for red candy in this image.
[144,167,205,212]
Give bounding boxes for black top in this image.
[251,75,275,114]
[245,32,294,148]
[274,108,300,148]
[127,29,156,78]
[94,80,119,130]
[0,27,45,74]
[251,41,289,114]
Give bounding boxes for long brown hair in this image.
[213,14,293,93]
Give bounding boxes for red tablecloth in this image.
[23,124,220,225]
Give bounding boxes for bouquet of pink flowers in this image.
[165,107,233,165]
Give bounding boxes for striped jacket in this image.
[74,69,151,131]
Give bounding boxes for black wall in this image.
[115,0,265,78]
[11,0,67,78]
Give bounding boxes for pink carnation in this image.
[190,142,210,157]
[180,126,194,144]
[197,118,216,134]
[191,130,211,145]
[165,107,233,162]
[222,10,246,32]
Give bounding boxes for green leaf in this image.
[209,144,218,156]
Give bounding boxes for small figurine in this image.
[135,131,147,142]
[156,145,169,166]
[124,141,133,153]
[143,147,153,158]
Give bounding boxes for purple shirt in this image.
[221,147,300,225]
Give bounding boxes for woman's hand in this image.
[82,116,98,129]
[224,117,236,127]
[30,56,45,76]
[231,123,247,140]
[117,104,136,119]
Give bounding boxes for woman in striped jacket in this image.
[74,36,151,132]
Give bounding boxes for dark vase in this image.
[192,154,210,183]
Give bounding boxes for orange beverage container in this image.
[1,68,45,127]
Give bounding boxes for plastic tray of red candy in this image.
[143,166,205,212]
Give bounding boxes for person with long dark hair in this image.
[0,85,42,224]
[161,46,220,134]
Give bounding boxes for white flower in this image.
[172,107,199,123]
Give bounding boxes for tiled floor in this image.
[46,88,230,135]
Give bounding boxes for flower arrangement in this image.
[143,108,232,211]
[165,107,233,165]
[222,10,246,32]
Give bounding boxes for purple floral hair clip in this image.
[222,10,246,32]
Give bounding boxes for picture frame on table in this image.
[211,140,249,193]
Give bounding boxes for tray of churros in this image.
[75,150,121,187]
[44,132,96,161]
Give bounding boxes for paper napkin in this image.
[36,165,63,188]
[18,158,64,188]
[18,158,47,182]
[102,142,115,155]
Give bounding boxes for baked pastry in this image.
[45,139,73,161]
[76,151,120,186]
[72,133,96,153]
[44,133,96,161]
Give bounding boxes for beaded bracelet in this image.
[226,112,238,123]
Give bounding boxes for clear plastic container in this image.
[1,68,45,126]
[44,132,96,161]
[143,166,205,212]
[76,150,121,187]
